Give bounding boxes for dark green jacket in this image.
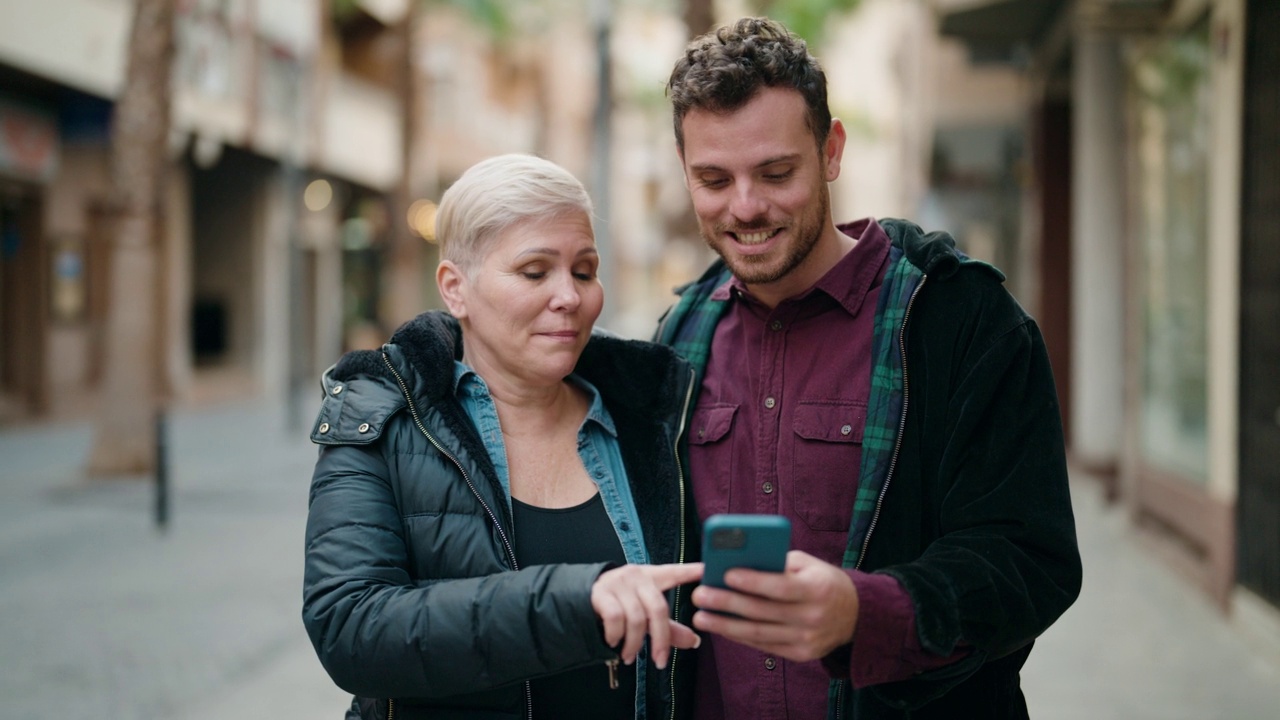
[655,219,1082,719]
[302,311,698,720]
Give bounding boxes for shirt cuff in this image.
[824,570,965,688]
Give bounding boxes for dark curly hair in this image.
[667,17,831,154]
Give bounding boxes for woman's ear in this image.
[436,260,468,319]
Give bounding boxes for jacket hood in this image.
[879,217,1006,283]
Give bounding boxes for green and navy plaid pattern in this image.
[842,244,922,568]
[654,261,733,397]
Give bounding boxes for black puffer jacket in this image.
[302,311,697,720]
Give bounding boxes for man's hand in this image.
[591,563,704,669]
[691,550,860,662]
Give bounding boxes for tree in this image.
[381,0,427,328]
[376,0,518,330]
[87,0,176,476]
[683,0,862,43]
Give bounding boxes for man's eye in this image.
[700,177,728,189]
[764,171,793,182]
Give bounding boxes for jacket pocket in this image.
[688,404,737,518]
[791,401,865,531]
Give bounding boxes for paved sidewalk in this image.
[0,400,348,719]
[2,401,1279,719]
[1021,475,1280,719]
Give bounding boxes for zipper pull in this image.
[605,658,620,689]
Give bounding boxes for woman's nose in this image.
[548,273,581,312]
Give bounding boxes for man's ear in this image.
[436,260,468,319]
[823,118,847,183]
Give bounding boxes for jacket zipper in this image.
[381,352,533,720]
[837,275,927,720]
[854,275,926,570]
[668,365,696,720]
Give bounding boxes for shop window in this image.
[1129,19,1211,483]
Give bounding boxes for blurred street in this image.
[0,400,1277,719]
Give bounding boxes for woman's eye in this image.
[520,271,546,280]
[573,271,596,281]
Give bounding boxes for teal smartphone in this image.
[701,514,791,589]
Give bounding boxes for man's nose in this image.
[728,180,768,223]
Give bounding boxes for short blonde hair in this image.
[436,154,594,274]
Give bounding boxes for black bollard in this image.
[155,409,169,531]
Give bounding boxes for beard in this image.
[700,184,830,287]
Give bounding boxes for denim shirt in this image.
[453,361,650,566]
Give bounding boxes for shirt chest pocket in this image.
[688,404,737,518]
[791,401,866,532]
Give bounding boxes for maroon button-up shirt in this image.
[689,219,956,720]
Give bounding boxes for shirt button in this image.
[764,397,776,409]
[331,384,344,395]
[762,481,774,494]
[318,423,330,434]
[769,320,782,331]
[841,424,853,436]
[358,423,371,433]
[764,657,776,670]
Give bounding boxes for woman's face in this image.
[441,211,603,389]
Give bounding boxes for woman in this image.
[302,154,701,720]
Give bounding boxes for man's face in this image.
[679,86,843,305]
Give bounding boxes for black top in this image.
[512,493,634,720]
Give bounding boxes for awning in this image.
[937,0,1067,65]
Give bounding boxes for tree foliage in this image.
[757,0,862,45]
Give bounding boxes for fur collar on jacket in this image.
[329,310,691,426]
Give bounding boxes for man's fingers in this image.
[723,551,814,600]
[692,608,795,647]
[692,583,785,622]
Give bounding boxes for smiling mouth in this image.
[732,229,780,245]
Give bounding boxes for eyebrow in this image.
[688,153,802,174]
[513,246,599,260]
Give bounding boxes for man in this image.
[656,17,1082,719]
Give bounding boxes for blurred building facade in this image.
[0,0,407,421]
[0,0,718,422]
[936,0,1280,625]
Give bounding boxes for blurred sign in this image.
[0,98,59,182]
[51,235,86,323]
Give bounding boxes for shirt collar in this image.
[453,361,617,438]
